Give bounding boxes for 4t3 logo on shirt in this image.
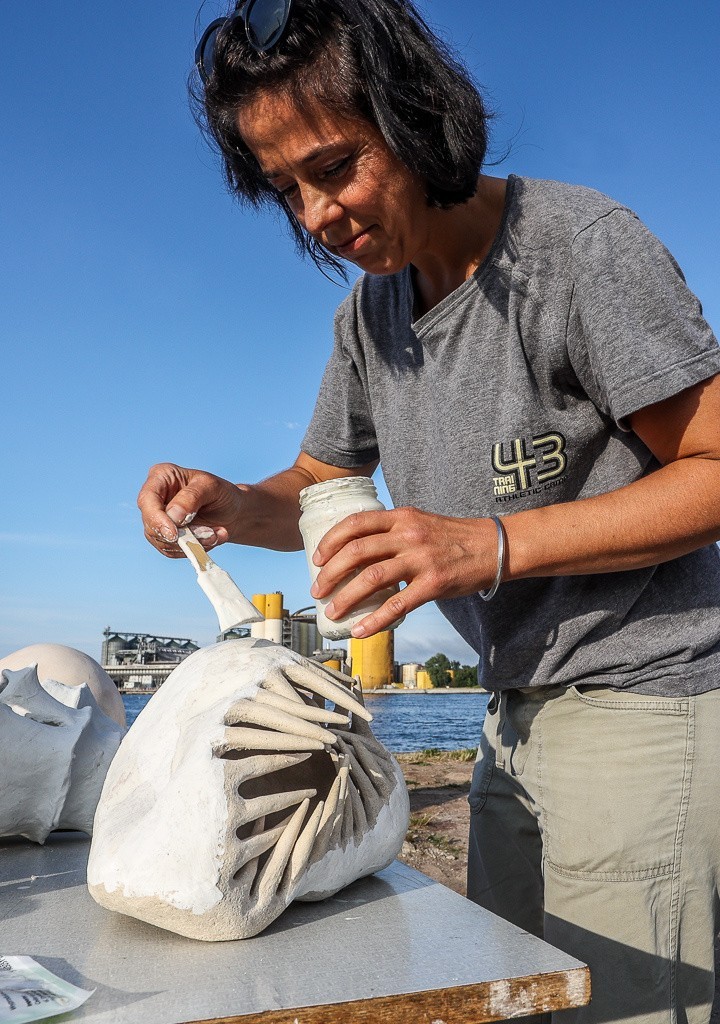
[492,432,567,500]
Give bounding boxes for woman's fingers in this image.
[312,510,393,565]
[142,526,185,558]
[322,556,405,618]
[137,463,238,557]
[136,463,185,543]
[349,581,430,637]
[312,506,443,601]
[187,524,228,549]
[310,507,499,634]
[311,531,396,599]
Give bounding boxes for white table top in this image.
[1,832,589,1023]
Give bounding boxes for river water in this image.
[122,690,489,753]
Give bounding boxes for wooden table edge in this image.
[186,964,591,1024]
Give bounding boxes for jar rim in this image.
[299,475,377,509]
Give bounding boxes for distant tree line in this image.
[424,653,478,688]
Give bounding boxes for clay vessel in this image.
[87,639,409,940]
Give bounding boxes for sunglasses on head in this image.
[195,0,294,82]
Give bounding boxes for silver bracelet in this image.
[479,514,505,602]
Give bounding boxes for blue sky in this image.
[2,1,718,666]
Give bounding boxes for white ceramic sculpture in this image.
[0,664,125,843]
[87,639,410,940]
[0,643,126,728]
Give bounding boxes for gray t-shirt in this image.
[302,175,720,695]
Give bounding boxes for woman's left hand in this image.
[310,507,499,637]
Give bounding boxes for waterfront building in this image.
[101,629,202,691]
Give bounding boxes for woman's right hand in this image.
[137,463,243,558]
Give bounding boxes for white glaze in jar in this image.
[298,477,404,640]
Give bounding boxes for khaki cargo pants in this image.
[468,684,720,1023]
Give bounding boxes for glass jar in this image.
[298,477,404,640]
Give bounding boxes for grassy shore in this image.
[395,748,475,896]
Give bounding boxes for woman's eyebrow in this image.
[263,143,346,180]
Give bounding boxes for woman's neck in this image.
[411,175,508,318]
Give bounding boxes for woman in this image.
[138,0,720,1019]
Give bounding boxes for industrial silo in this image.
[250,594,267,640]
[349,631,394,691]
[101,630,125,666]
[288,608,323,658]
[264,592,284,645]
[401,663,421,688]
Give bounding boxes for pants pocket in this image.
[541,685,691,879]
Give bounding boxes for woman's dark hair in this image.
[192,0,491,275]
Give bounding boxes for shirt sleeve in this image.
[566,208,720,426]
[301,288,380,467]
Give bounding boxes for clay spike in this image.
[233,815,265,887]
[340,774,354,844]
[326,764,350,850]
[233,821,288,872]
[349,676,370,710]
[256,798,311,902]
[340,726,391,767]
[336,735,377,809]
[317,772,343,833]
[254,688,350,726]
[214,728,326,755]
[282,663,373,722]
[260,671,306,705]
[237,787,317,826]
[309,773,344,864]
[223,752,312,787]
[286,799,325,891]
[224,698,334,745]
[324,661,364,689]
[348,771,368,834]
[340,728,394,766]
[343,706,376,740]
[340,734,393,799]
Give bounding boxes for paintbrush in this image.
[176,527,264,632]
